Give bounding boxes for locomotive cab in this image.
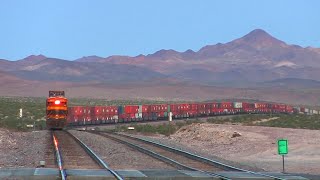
[46,91,68,130]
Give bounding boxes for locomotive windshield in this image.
[49,91,65,97]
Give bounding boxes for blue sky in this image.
[0,0,319,60]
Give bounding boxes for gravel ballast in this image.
[0,128,48,168]
[69,130,175,170]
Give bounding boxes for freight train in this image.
[66,101,318,126]
[46,91,68,129]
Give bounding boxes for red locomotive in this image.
[46,91,68,129]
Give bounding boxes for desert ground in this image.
[1,124,319,176]
[131,123,320,175]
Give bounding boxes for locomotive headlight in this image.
[55,100,61,105]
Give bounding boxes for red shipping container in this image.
[158,111,165,118]
[186,104,191,111]
[190,103,198,111]
[160,104,168,112]
[286,105,293,113]
[150,105,161,112]
[72,106,85,116]
[189,110,198,116]
[176,104,182,111]
[181,104,186,111]
[92,106,103,118]
[129,113,135,119]
[106,106,118,116]
[69,106,85,122]
[125,105,139,114]
[242,102,254,108]
[211,102,219,112]
[198,103,206,111]
[150,104,168,112]
[211,103,218,108]
[142,105,151,113]
[255,103,267,109]
[220,102,232,109]
[279,104,286,109]
[170,104,179,113]
[67,109,76,124]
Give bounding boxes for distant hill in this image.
[0,57,166,83]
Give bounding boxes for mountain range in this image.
[2,29,320,84]
[1,29,320,104]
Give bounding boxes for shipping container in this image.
[138,105,142,113]
[211,102,218,108]
[272,104,286,112]
[142,112,151,121]
[150,105,161,112]
[242,102,255,108]
[70,106,85,116]
[142,105,150,113]
[190,104,198,111]
[135,113,142,118]
[167,105,171,112]
[107,106,118,115]
[220,102,233,109]
[285,105,294,114]
[118,106,124,114]
[255,103,267,109]
[233,102,242,108]
[170,104,178,113]
[125,105,139,114]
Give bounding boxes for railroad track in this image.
[89,131,286,180]
[50,130,123,180]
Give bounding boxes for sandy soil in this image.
[135,123,320,175]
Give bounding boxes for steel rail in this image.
[90,131,231,180]
[52,132,66,180]
[65,131,124,180]
[115,132,287,180]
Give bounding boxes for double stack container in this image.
[219,102,233,114]
[233,102,242,113]
[242,102,255,113]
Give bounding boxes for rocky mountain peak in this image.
[235,29,287,48]
[21,54,47,61]
[75,55,105,62]
[147,49,180,59]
